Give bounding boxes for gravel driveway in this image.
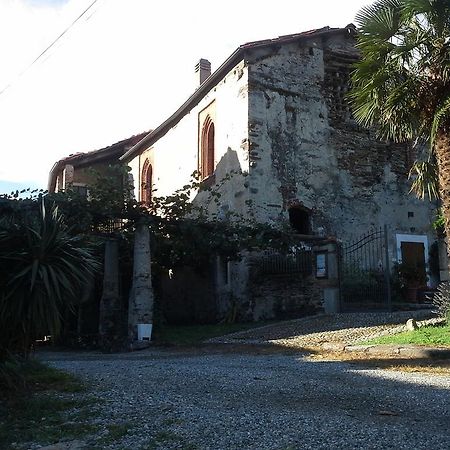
[41,345,450,450]
[208,311,437,348]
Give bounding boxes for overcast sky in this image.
[0,0,371,193]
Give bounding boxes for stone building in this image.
[50,25,442,322]
[119,25,440,320]
[48,132,147,194]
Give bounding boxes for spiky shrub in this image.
[432,282,450,324]
[349,0,450,236]
[0,199,99,358]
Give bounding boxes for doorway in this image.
[396,234,429,287]
[400,241,426,283]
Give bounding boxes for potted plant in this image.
[397,263,427,302]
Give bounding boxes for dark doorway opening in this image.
[401,241,426,285]
[288,207,311,234]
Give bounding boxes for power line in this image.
[0,0,102,97]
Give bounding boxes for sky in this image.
[0,0,372,194]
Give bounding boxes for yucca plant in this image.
[432,281,450,323]
[0,199,99,357]
[349,0,450,236]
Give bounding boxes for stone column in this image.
[128,221,154,342]
[314,242,340,313]
[98,238,124,350]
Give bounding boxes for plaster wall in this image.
[128,60,250,217]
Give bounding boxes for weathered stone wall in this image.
[246,33,437,261]
[54,161,122,192]
[243,241,339,320]
[248,272,322,320]
[126,31,438,322]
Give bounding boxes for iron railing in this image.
[256,248,313,275]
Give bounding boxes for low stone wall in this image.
[248,272,323,321]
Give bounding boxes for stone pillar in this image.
[98,238,124,350]
[128,221,154,342]
[314,242,340,313]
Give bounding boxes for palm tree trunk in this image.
[128,221,154,341]
[434,130,450,269]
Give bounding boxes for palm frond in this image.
[350,0,450,148]
[0,199,100,355]
[431,95,450,148]
[356,0,403,35]
[409,158,439,200]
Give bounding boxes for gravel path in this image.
[208,311,439,348]
[40,346,450,450]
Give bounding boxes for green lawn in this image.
[365,324,450,346]
[154,320,277,346]
[0,359,141,449]
[0,359,100,449]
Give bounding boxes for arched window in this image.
[141,159,152,204]
[200,117,215,179]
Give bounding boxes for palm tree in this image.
[349,0,450,237]
[0,199,99,357]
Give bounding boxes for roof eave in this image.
[120,25,356,163]
[120,47,244,162]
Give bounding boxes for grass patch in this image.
[21,359,84,392]
[310,352,450,375]
[0,358,98,449]
[98,422,132,445]
[153,321,278,346]
[139,417,197,449]
[162,417,184,426]
[155,430,180,442]
[377,361,450,375]
[364,324,450,346]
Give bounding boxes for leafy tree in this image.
[349,0,450,236]
[0,199,99,357]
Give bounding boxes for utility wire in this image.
[0,0,101,97]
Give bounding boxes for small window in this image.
[200,117,215,179]
[141,160,152,204]
[288,207,311,234]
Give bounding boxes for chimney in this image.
[195,58,211,86]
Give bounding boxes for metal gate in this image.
[339,226,392,311]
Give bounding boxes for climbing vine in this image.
[0,165,296,271]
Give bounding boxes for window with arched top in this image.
[141,159,152,204]
[200,117,215,179]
